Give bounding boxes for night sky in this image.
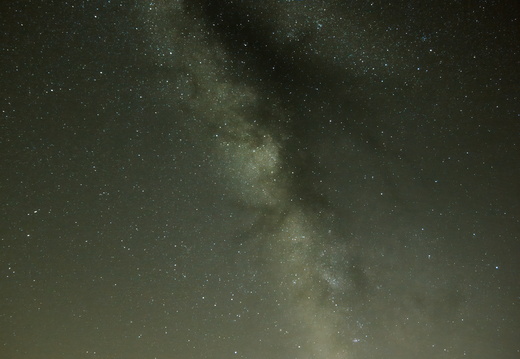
[1,1,519,358]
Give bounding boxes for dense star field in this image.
[1,1,519,358]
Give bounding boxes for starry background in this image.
[1,1,519,358]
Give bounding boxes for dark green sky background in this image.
[1,1,519,358]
